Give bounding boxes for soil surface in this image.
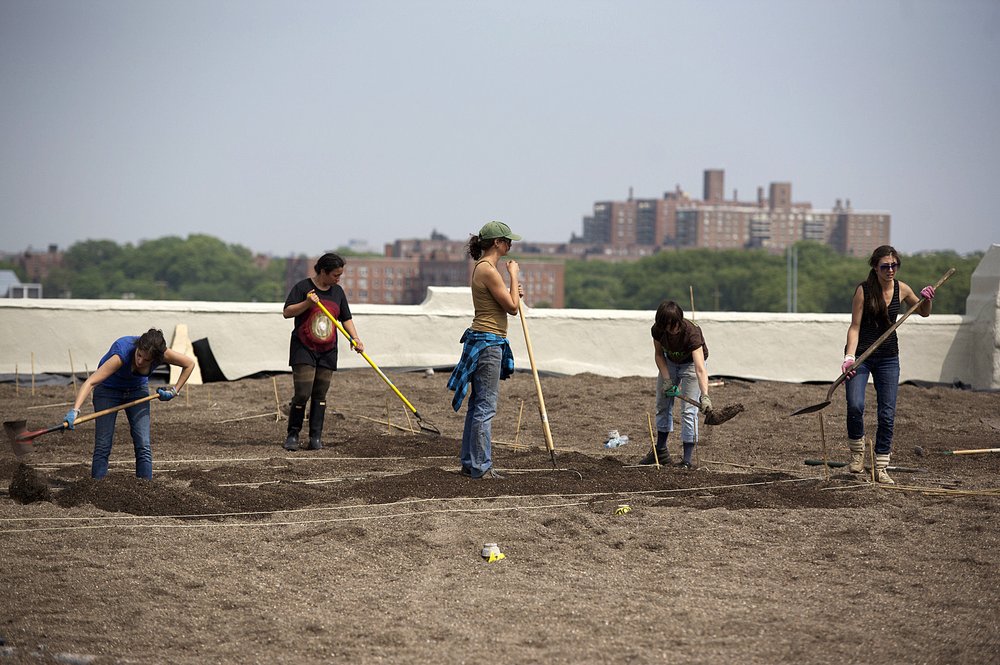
[1,370,999,664]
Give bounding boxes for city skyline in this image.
[2,1,998,257]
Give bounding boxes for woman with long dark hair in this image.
[447,221,522,480]
[842,245,935,483]
[282,252,365,451]
[641,301,712,468]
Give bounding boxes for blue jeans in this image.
[92,385,152,479]
[655,359,700,443]
[845,354,900,455]
[460,345,501,478]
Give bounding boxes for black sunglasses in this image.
[878,262,899,273]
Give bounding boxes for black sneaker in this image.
[459,466,472,477]
[638,450,670,465]
[307,437,323,450]
[673,461,692,469]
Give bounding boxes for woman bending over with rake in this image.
[448,221,523,480]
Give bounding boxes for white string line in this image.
[0,500,591,534]
[0,477,815,526]
[26,454,457,468]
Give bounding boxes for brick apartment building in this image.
[286,239,565,308]
[580,169,890,258]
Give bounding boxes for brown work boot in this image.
[875,453,895,485]
[848,437,866,473]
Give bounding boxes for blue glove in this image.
[157,386,177,401]
[663,385,680,398]
[65,409,79,429]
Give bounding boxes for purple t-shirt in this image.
[98,336,157,390]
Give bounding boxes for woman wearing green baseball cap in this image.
[447,221,523,480]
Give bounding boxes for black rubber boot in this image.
[285,403,305,451]
[307,400,326,450]
[638,431,670,465]
[674,442,695,468]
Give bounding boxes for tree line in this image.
[7,235,982,314]
[563,242,979,314]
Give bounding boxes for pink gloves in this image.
[841,355,856,379]
[920,285,935,300]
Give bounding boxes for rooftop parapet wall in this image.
[1,246,997,388]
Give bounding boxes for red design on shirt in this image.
[297,299,340,352]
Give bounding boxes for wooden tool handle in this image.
[826,267,956,401]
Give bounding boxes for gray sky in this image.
[2,0,998,257]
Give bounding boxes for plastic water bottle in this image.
[604,431,629,448]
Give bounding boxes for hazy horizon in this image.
[2,1,998,258]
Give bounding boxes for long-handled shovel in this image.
[310,295,440,436]
[518,305,558,469]
[4,393,160,458]
[790,267,956,416]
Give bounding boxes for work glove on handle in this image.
[662,384,680,399]
[699,394,713,414]
[65,409,79,430]
[920,285,935,300]
[841,355,857,379]
[157,386,178,401]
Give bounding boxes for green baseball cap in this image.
[478,220,522,241]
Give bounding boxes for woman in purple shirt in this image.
[66,328,195,480]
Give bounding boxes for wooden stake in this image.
[403,406,415,434]
[27,401,74,410]
[817,412,830,482]
[14,364,19,397]
[31,351,36,396]
[69,349,78,395]
[689,285,696,320]
[942,448,1000,455]
[217,412,280,424]
[386,399,391,435]
[355,413,416,434]
[869,437,877,486]
[647,412,660,467]
[272,376,281,422]
[513,399,525,450]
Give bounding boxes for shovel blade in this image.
[4,420,31,457]
[704,403,745,426]
[790,400,831,416]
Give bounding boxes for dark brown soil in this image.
[1,371,998,664]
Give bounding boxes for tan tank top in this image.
[471,258,508,336]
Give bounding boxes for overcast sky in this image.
[2,0,998,257]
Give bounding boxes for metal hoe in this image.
[310,295,440,436]
[4,393,161,458]
[790,267,956,416]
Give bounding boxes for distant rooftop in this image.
[0,270,19,297]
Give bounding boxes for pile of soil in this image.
[1,370,998,663]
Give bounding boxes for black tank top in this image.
[857,280,900,358]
